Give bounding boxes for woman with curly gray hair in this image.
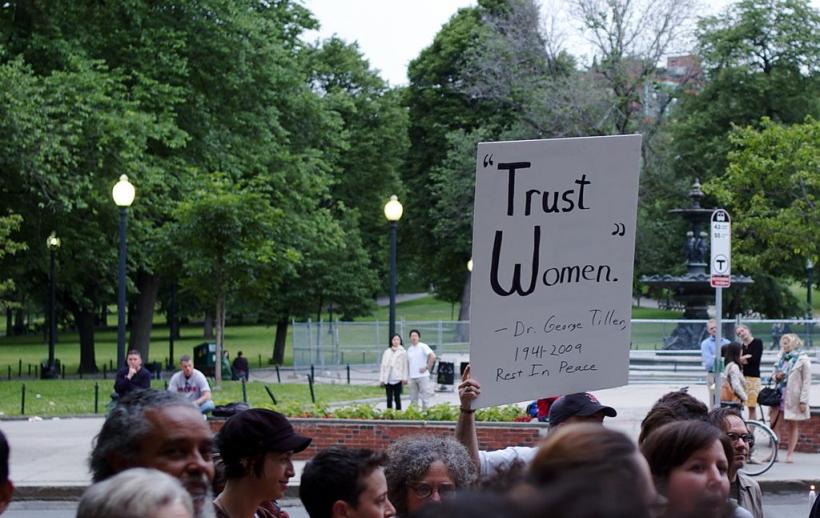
[384,435,477,516]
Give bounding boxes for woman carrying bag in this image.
[770,333,812,463]
[720,342,747,409]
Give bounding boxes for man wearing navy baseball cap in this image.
[455,366,618,477]
[548,392,617,428]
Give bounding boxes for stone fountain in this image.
[640,180,753,349]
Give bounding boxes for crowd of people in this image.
[701,322,813,464]
[0,324,814,517]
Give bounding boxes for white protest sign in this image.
[469,135,642,409]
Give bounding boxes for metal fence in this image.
[292,318,817,367]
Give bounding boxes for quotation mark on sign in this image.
[482,154,494,167]
[611,223,626,236]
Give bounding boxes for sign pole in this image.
[710,208,731,408]
[714,287,723,408]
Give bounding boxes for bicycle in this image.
[741,417,778,476]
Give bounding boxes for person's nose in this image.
[285,459,295,478]
[429,488,442,502]
[706,464,724,486]
[384,497,397,517]
[185,451,212,477]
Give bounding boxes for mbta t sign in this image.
[710,209,731,288]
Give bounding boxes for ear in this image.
[331,499,353,518]
[0,480,14,514]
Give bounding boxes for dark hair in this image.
[722,342,742,365]
[706,407,744,434]
[641,420,734,490]
[409,329,421,338]
[217,409,310,480]
[236,351,243,357]
[389,334,403,347]
[300,447,387,518]
[0,429,8,483]
[385,435,476,516]
[528,424,645,491]
[639,390,708,444]
[519,471,652,518]
[89,390,198,482]
[126,350,141,357]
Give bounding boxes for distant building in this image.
[642,55,702,119]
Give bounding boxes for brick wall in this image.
[773,407,820,453]
[209,418,547,459]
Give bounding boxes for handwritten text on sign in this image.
[469,136,642,409]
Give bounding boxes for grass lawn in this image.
[0,324,290,375]
[787,282,819,315]
[0,379,383,417]
[0,296,693,373]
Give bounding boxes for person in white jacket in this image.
[379,334,408,410]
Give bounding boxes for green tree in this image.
[171,179,285,384]
[704,117,818,316]
[671,0,820,184]
[304,37,408,277]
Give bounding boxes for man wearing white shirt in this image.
[406,329,436,410]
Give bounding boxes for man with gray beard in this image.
[89,390,216,518]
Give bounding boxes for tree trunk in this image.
[273,316,288,364]
[203,312,214,339]
[13,308,24,335]
[457,271,471,342]
[75,308,98,373]
[214,294,224,385]
[128,271,160,361]
[99,305,108,327]
[6,307,12,336]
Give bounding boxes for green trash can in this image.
[193,342,216,377]
[193,342,232,378]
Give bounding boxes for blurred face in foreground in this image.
[664,439,730,517]
[132,406,215,516]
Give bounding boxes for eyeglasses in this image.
[409,483,456,500]
[727,432,754,444]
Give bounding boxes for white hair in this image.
[77,468,194,518]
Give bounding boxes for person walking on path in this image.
[406,329,435,411]
[379,334,408,410]
[701,319,730,408]
[735,324,763,420]
[769,333,812,463]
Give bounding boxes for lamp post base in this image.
[40,361,60,379]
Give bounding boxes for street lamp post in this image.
[112,175,135,369]
[808,258,814,347]
[384,195,403,339]
[44,232,60,379]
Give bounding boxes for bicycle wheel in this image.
[741,420,778,476]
